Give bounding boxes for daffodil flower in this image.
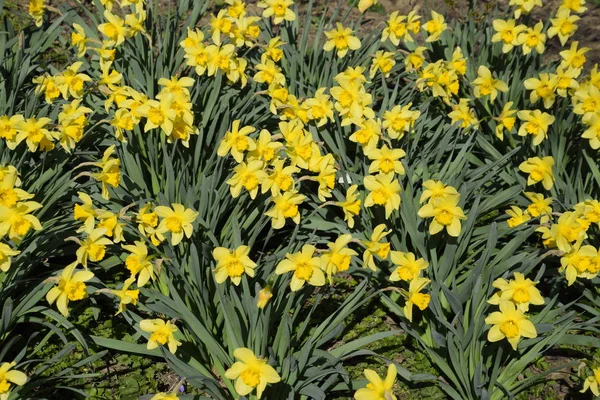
[155,204,198,246]
[354,363,397,400]
[485,301,537,350]
[46,261,94,317]
[140,319,181,354]
[224,347,281,399]
[276,244,325,291]
[212,245,256,285]
[488,272,545,312]
[0,362,27,398]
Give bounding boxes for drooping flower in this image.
[580,367,600,397]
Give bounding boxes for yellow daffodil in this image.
[109,277,139,315]
[276,244,325,291]
[257,287,273,309]
[321,234,358,284]
[98,11,128,46]
[419,180,459,204]
[46,261,94,316]
[0,115,24,150]
[227,160,267,199]
[354,363,397,400]
[0,362,27,398]
[524,74,558,108]
[382,12,411,45]
[29,0,45,26]
[560,244,598,285]
[560,0,587,13]
[0,243,19,272]
[448,99,478,129]
[559,41,589,71]
[494,102,517,140]
[140,319,181,354]
[472,66,509,101]
[423,11,447,42]
[15,117,58,152]
[580,367,600,397]
[261,158,297,196]
[519,156,554,190]
[506,206,531,227]
[539,211,587,252]
[389,251,428,282]
[367,145,406,175]
[369,51,396,79]
[265,190,305,229]
[218,120,257,163]
[548,9,579,46]
[524,192,552,222]
[348,118,380,150]
[364,173,402,219]
[123,241,156,286]
[488,272,545,312]
[257,0,296,24]
[0,201,43,242]
[404,277,431,322]
[336,184,361,228]
[555,66,580,97]
[362,224,391,271]
[509,0,542,18]
[382,103,420,139]
[212,245,257,285]
[0,172,33,208]
[517,109,555,145]
[518,21,546,55]
[418,195,467,237]
[323,23,361,58]
[155,204,198,246]
[357,0,377,13]
[485,301,537,350]
[404,47,427,71]
[492,19,526,53]
[77,228,112,267]
[93,145,121,200]
[224,347,281,399]
[137,96,178,135]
